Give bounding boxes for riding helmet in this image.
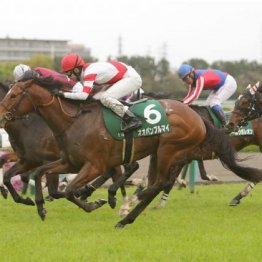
[13,64,31,82]
[178,64,194,79]
[61,53,85,73]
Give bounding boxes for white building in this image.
[0,37,91,61]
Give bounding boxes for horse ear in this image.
[246,84,256,95]
[254,81,260,89]
[248,82,260,95]
[246,84,251,89]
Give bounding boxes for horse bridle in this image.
[232,90,262,127]
[0,83,39,121]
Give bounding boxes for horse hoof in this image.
[229,199,240,206]
[25,197,35,206]
[45,195,54,202]
[115,222,125,229]
[95,199,107,207]
[38,209,47,221]
[0,188,8,199]
[108,196,117,209]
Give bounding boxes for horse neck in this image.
[36,97,80,136]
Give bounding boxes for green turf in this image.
[1,184,262,262]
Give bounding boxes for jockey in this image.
[13,64,77,88]
[60,53,142,132]
[178,63,237,127]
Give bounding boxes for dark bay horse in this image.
[0,82,130,207]
[1,78,262,228]
[226,82,262,130]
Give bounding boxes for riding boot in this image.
[98,96,142,132]
[211,105,226,128]
[122,110,142,132]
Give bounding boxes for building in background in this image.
[0,37,91,61]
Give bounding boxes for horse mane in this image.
[33,76,66,91]
[0,82,9,92]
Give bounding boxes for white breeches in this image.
[93,66,142,117]
[204,75,237,107]
[93,66,142,100]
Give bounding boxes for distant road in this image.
[130,152,261,183]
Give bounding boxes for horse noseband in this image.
[4,111,14,121]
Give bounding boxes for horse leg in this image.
[20,170,34,195]
[0,151,20,198]
[118,154,160,217]
[119,175,147,217]
[3,162,35,205]
[0,168,8,198]
[108,161,139,209]
[112,166,127,199]
[0,186,8,199]
[198,160,219,182]
[153,182,174,209]
[45,173,63,199]
[74,168,115,200]
[116,158,185,228]
[229,182,256,206]
[115,182,164,228]
[64,163,108,213]
[153,164,184,209]
[33,160,70,220]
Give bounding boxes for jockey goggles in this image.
[65,70,74,77]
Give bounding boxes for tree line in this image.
[0,54,261,100]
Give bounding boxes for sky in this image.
[1,0,262,69]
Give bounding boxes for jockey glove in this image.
[52,89,64,97]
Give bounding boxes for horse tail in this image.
[202,119,262,183]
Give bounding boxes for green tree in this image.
[25,55,54,69]
[186,58,209,69]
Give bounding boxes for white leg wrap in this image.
[240,182,255,197]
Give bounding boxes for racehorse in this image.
[153,104,262,209]
[224,82,262,203]
[0,77,262,228]
[0,82,131,207]
[226,82,262,130]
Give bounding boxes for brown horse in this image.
[0,82,131,206]
[0,77,261,228]
[154,104,262,208]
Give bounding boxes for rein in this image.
[1,84,82,125]
[232,91,262,127]
[57,97,83,118]
[1,88,38,121]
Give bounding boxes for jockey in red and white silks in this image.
[60,54,142,132]
[63,61,141,101]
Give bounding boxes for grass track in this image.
[1,183,262,262]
